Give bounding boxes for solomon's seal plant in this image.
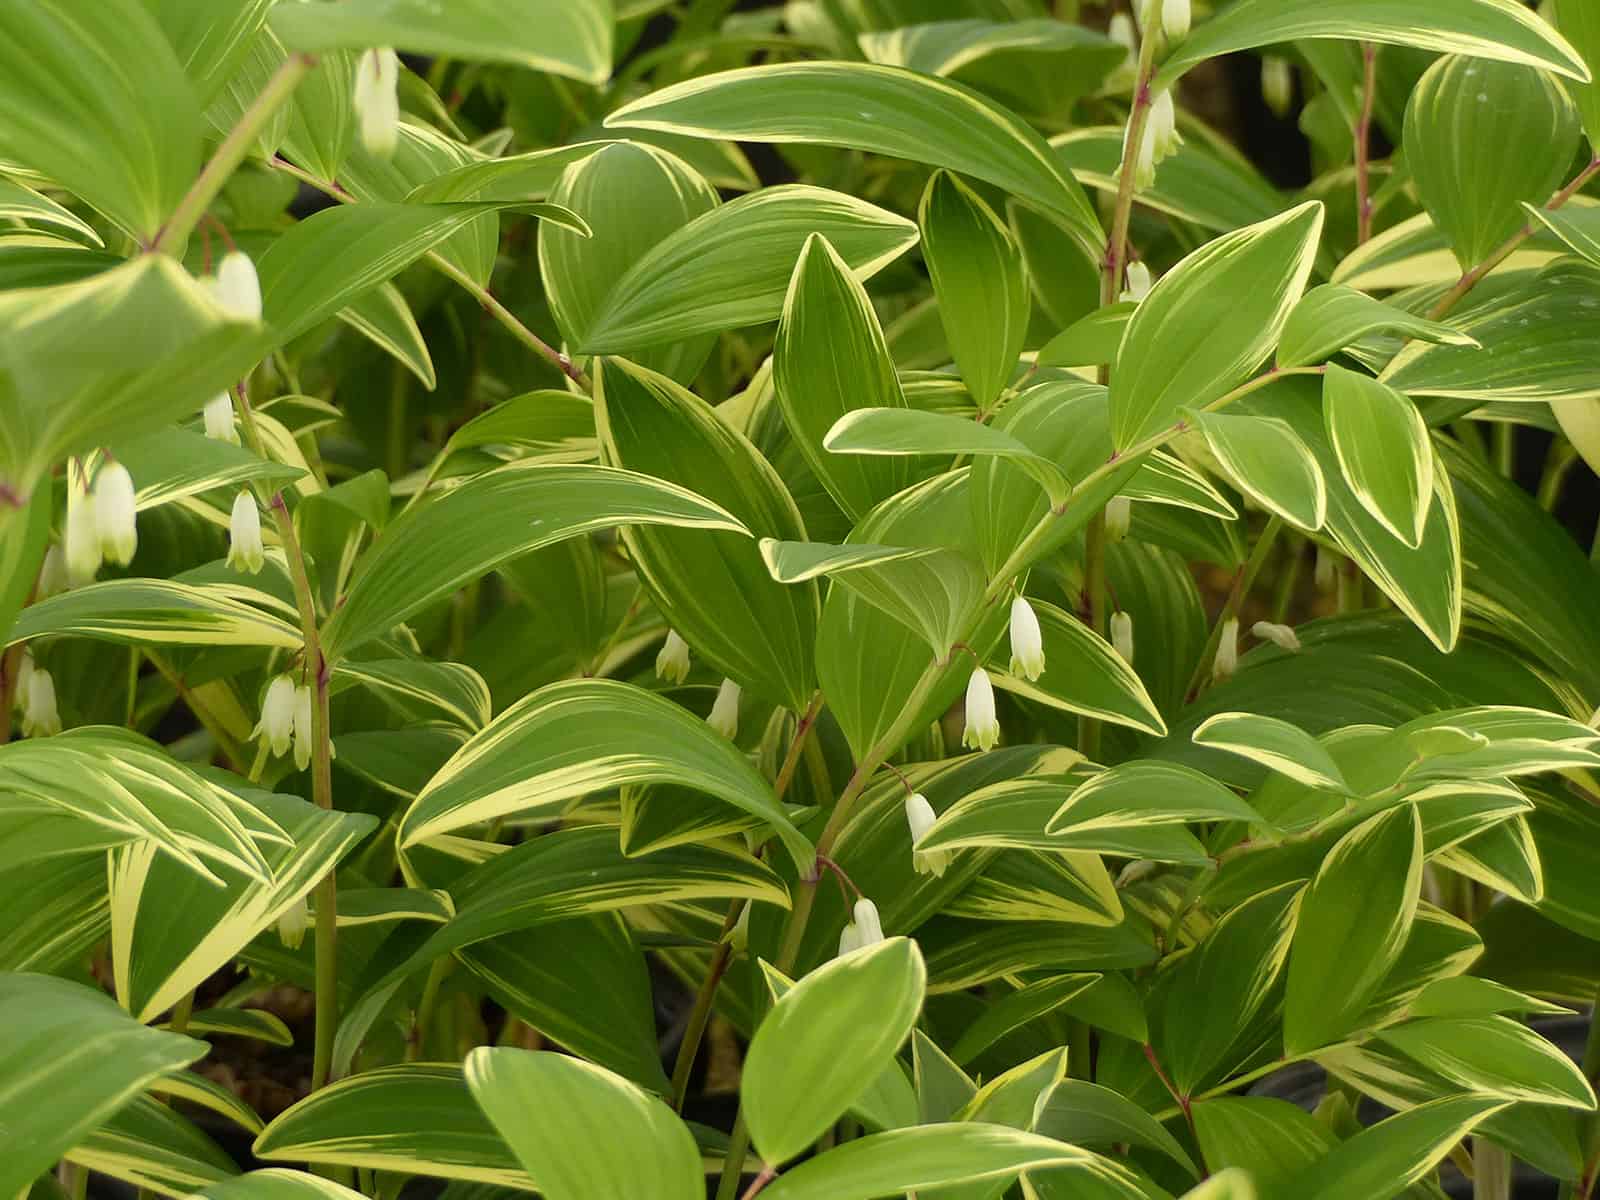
[5,3,1600,1200]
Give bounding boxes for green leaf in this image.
[1192,712,1348,792]
[918,170,1030,412]
[1179,1171,1257,1200]
[987,598,1167,737]
[579,186,918,352]
[110,788,376,1022]
[1283,804,1424,1055]
[254,1064,533,1187]
[1192,1097,1336,1197]
[0,483,50,648]
[164,1007,294,1046]
[825,407,1067,503]
[1033,1080,1201,1179]
[774,234,916,520]
[759,537,984,658]
[1187,409,1327,531]
[196,1171,367,1200]
[759,1124,1145,1200]
[0,178,103,245]
[948,974,1102,1066]
[270,0,612,84]
[541,143,719,382]
[0,973,206,1197]
[1404,55,1582,270]
[1037,303,1135,370]
[457,916,668,1092]
[1374,1015,1597,1108]
[1411,975,1573,1018]
[0,0,201,239]
[115,428,303,511]
[145,0,276,103]
[1292,1096,1510,1200]
[257,202,586,348]
[596,357,818,710]
[1158,0,1590,88]
[744,938,926,1164]
[437,391,596,464]
[1109,202,1324,448]
[9,580,302,650]
[1277,284,1479,369]
[397,678,812,870]
[66,1093,237,1197]
[465,1049,702,1200]
[1323,365,1435,548]
[1554,0,1600,146]
[323,462,745,660]
[604,62,1102,249]
[1046,762,1264,836]
[335,659,492,733]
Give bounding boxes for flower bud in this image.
[1149,88,1183,160]
[962,668,1000,752]
[354,48,401,157]
[203,392,239,444]
[253,674,297,757]
[1213,617,1240,683]
[277,896,309,950]
[655,629,691,685]
[293,683,314,771]
[1163,0,1191,42]
[213,252,262,322]
[13,649,36,712]
[1122,111,1157,190]
[1261,55,1294,118]
[65,473,102,585]
[21,666,60,737]
[92,462,138,567]
[1111,611,1135,665]
[1105,496,1133,543]
[1252,620,1302,653]
[838,921,863,958]
[1008,597,1045,681]
[1120,262,1153,304]
[37,544,69,598]
[227,492,265,575]
[852,897,884,946]
[707,678,741,739]
[904,792,953,878]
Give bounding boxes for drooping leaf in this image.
[1276,284,1479,368]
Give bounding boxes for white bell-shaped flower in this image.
[92,462,138,567]
[277,896,309,950]
[1213,617,1240,683]
[962,668,1000,752]
[354,48,401,157]
[1120,262,1153,304]
[655,629,691,685]
[1252,620,1302,653]
[1111,611,1136,665]
[1123,112,1158,190]
[707,678,741,739]
[904,792,953,878]
[253,674,297,758]
[213,252,262,322]
[20,666,60,737]
[1164,0,1191,42]
[293,683,314,771]
[203,392,239,444]
[1149,88,1183,160]
[1008,597,1045,681]
[851,897,884,946]
[13,649,36,712]
[1105,496,1133,543]
[227,492,265,575]
[65,474,102,585]
[37,544,69,598]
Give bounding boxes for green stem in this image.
[1271,536,1304,624]
[1561,998,1600,1199]
[1078,511,1109,761]
[1429,157,1600,320]
[407,956,452,1063]
[1474,1139,1511,1200]
[1100,0,1166,307]
[1354,44,1378,246]
[715,1117,755,1200]
[1539,441,1579,512]
[169,990,196,1036]
[1492,422,1515,480]
[152,55,316,255]
[143,649,250,771]
[233,384,341,1091]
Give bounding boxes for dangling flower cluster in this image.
[1213,617,1240,683]
[655,629,691,685]
[903,792,953,878]
[13,650,60,738]
[707,678,741,739]
[1008,597,1045,681]
[253,673,315,769]
[837,897,884,958]
[227,492,265,574]
[66,462,139,584]
[354,49,401,157]
[1123,88,1183,191]
[1134,0,1190,42]
[963,668,1000,752]
[1252,621,1302,653]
